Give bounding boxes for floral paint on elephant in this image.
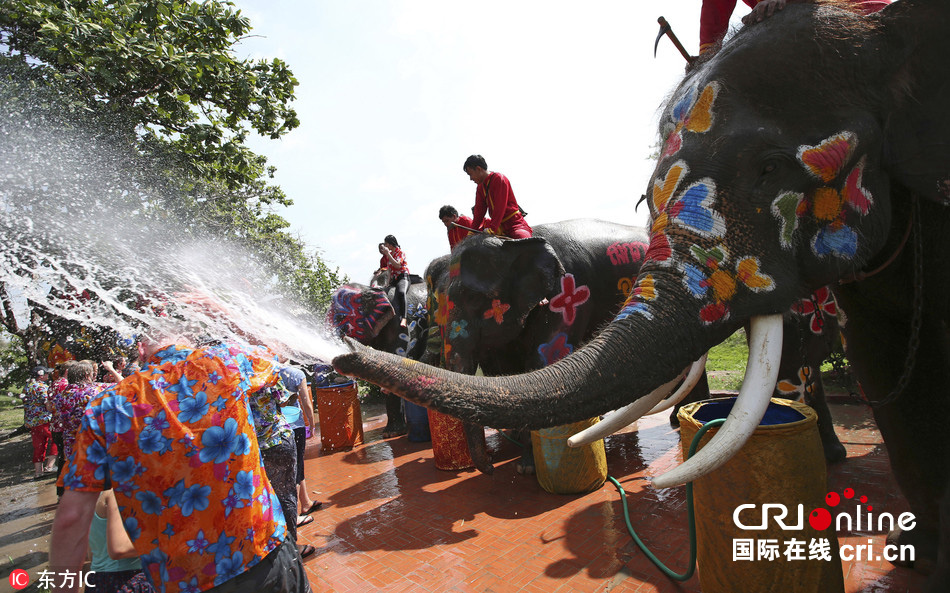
[681,245,775,325]
[396,302,428,357]
[772,132,873,259]
[616,274,657,321]
[791,286,838,335]
[483,299,510,325]
[660,82,719,160]
[776,364,816,403]
[548,274,590,326]
[538,332,573,366]
[327,284,391,342]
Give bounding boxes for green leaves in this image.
[0,1,344,366]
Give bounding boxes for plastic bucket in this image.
[314,381,364,452]
[531,417,607,495]
[403,399,431,442]
[428,409,474,470]
[678,397,844,593]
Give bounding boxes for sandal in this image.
[300,501,323,515]
[296,514,314,528]
[298,544,316,559]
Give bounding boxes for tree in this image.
[0,0,346,367]
[0,0,299,202]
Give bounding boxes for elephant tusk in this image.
[651,314,784,489]
[566,371,687,448]
[645,354,709,416]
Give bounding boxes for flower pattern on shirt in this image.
[22,379,52,428]
[63,343,285,593]
[49,382,102,462]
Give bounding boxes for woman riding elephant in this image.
[327,273,428,437]
[425,219,650,474]
[335,2,950,589]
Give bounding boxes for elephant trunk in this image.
[334,287,787,487]
[334,291,716,430]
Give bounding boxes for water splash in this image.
[0,75,345,364]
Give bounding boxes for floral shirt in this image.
[49,382,101,460]
[379,245,409,276]
[62,343,286,593]
[22,379,52,428]
[248,382,294,450]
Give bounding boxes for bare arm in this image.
[102,490,138,559]
[50,490,100,593]
[298,380,316,433]
[100,361,122,383]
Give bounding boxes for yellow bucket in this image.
[678,397,844,593]
[531,417,607,495]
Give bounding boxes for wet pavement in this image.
[0,396,929,592]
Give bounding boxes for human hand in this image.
[742,0,786,24]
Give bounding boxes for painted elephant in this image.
[335,2,950,586]
[672,286,846,463]
[327,277,428,436]
[424,219,650,474]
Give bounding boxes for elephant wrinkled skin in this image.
[427,219,650,474]
[335,2,950,588]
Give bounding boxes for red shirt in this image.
[471,172,531,237]
[379,245,409,275]
[700,0,891,51]
[448,214,474,249]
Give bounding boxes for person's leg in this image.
[294,426,321,515]
[260,435,298,542]
[44,425,58,472]
[52,431,64,495]
[395,274,409,321]
[31,426,45,477]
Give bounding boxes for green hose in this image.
[607,417,726,581]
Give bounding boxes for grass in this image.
[706,329,749,391]
[0,404,23,434]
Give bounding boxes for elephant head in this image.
[327,283,396,346]
[441,234,564,374]
[335,0,950,544]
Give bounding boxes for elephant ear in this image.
[328,284,395,342]
[501,237,566,328]
[878,0,950,204]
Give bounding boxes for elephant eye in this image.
[761,162,777,176]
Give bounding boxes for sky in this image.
[230,1,746,283]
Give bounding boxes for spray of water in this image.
[0,76,345,364]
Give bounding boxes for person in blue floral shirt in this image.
[49,337,312,593]
[23,365,58,478]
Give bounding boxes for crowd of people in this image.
[21,339,322,593]
[18,0,899,584]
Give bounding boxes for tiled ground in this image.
[298,397,928,593]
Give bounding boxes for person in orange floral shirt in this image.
[49,338,311,593]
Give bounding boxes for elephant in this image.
[671,286,847,463]
[334,1,950,588]
[424,219,650,474]
[327,276,428,437]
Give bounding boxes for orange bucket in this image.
[314,381,364,452]
[428,409,474,470]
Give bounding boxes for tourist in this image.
[49,337,311,592]
[22,365,57,478]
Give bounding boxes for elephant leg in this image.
[924,487,950,592]
[513,429,535,475]
[382,390,407,437]
[803,379,847,464]
[463,422,493,475]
